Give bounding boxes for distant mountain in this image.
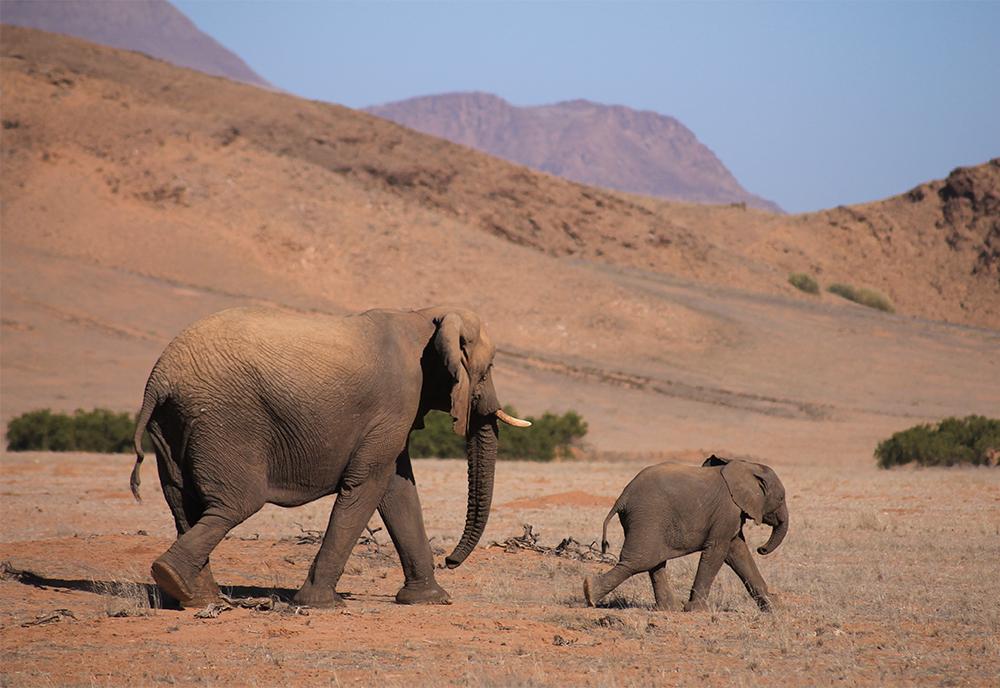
[366,92,781,212]
[0,0,269,88]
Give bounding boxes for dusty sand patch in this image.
[2,452,998,686]
[500,490,613,510]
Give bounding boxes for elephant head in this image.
[703,455,788,555]
[422,307,529,568]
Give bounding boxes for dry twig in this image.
[21,608,76,627]
[490,524,617,563]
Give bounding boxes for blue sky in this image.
[175,1,1000,213]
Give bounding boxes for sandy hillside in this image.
[1,24,999,688]
[2,25,999,463]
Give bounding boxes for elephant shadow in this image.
[5,565,299,610]
[595,594,653,610]
[559,591,652,610]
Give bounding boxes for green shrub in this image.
[6,406,589,461]
[875,415,1000,468]
[828,283,894,312]
[788,272,820,294]
[410,407,588,461]
[499,408,588,461]
[408,411,466,459]
[6,408,138,453]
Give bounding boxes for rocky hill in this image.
[0,0,268,87]
[2,26,997,457]
[366,92,781,212]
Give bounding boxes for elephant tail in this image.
[601,496,626,555]
[130,377,164,503]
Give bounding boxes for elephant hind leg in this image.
[152,509,244,608]
[586,521,671,607]
[152,419,190,534]
[154,481,222,606]
[584,563,633,606]
[584,558,658,607]
[649,562,678,611]
[151,426,221,606]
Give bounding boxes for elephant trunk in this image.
[757,502,788,556]
[445,413,498,568]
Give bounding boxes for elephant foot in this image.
[152,558,220,609]
[653,599,677,612]
[293,582,346,608]
[193,562,221,600]
[683,597,708,613]
[754,593,774,613]
[583,576,599,607]
[395,579,452,605]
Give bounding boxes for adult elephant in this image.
[129,305,530,609]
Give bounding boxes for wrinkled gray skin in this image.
[584,456,788,612]
[130,306,525,609]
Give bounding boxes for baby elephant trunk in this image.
[757,501,788,556]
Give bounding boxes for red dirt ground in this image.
[2,452,998,686]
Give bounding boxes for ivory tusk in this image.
[495,409,531,427]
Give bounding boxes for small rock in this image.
[594,614,626,630]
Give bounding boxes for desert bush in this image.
[788,272,819,294]
[6,406,587,461]
[410,407,588,461]
[875,415,1000,468]
[5,408,139,453]
[827,283,894,312]
[408,410,466,458]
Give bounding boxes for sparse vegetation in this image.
[875,415,1000,468]
[95,578,158,618]
[5,450,1000,684]
[6,406,587,460]
[5,408,145,453]
[827,283,894,312]
[410,407,587,461]
[788,272,819,294]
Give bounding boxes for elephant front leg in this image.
[725,535,773,612]
[377,451,451,605]
[294,462,393,608]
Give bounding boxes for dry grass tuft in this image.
[94,575,158,617]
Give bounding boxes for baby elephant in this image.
[584,455,788,612]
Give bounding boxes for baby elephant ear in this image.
[720,461,766,524]
[702,454,729,467]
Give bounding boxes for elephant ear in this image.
[702,454,729,468]
[434,313,470,436]
[720,461,766,525]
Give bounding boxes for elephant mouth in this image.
[495,409,531,427]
